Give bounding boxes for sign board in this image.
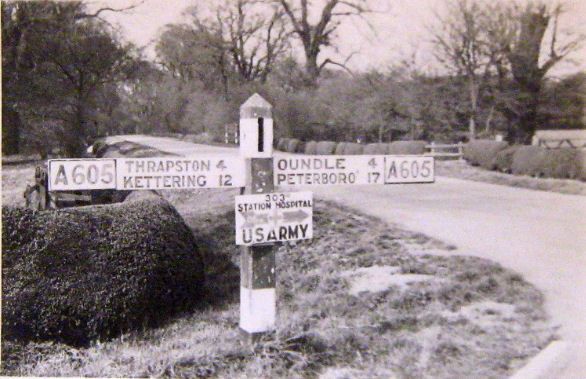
[49,156,246,191]
[274,155,434,187]
[116,157,245,190]
[235,191,313,246]
[48,159,117,191]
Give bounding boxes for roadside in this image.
[3,188,555,377]
[109,136,585,376]
[4,135,582,376]
[308,179,586,378]
[436,160,586,196]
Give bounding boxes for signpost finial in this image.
[240,93,272,119]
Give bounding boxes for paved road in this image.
[112,135,586,377]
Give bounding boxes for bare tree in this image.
[432,0,499,140]
[275,0,372,86]
[500,2,584,143]
[167,0,290,87]
[223,0,290,82]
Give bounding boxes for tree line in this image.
[2,0,584,158]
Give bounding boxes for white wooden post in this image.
[458,142,464,160]
[430,141,436,156]
[238,94,276,342]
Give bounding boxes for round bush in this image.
[335,142,347,155]
[363,143,388,155]
[343,143,364,155]
[316,141,337,155]
[541,148,583,179]
[287,138,301,153]
[277,138,289,151]
[304,141,318,155]
[463,140,509,169]
[91,141,109,157]
[493,146,520,173]
[511,146,548,177]
[2,197,205,346]
[295,141,306,153]
[388,141,427,155]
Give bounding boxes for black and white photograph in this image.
[1,0,585,377]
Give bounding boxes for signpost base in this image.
[239,245,276,340]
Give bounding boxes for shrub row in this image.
[2,196,205,346]
[510,146,586,179]
[464,139,586,180]
[275,138,427,156]
[463,140,509,169]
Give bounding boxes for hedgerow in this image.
[287,138,301,153]
[304,141,318,155]
[2,197,205,347]
[363,143,388,155]
[277,138,289,151]
[510,146,548,177]
[511,146,585,179]
[493,146,520,173]
[387,141,427,155]
[463,140,509,169]
[316,141,337,155]
[334,142,347,155]
[342,143,364,155]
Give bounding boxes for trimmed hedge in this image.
[2,197,205,346]
[277,138,289,151]
[542,149,584,179]
[287,138,301,153]
[295,140,306,153]
[388,141,427,155]
[493,146,520,173]
[182,133,215,145]
[363,143,388,155]
[343,143,364,155]
[335,142,347,155]
[304,141,318,155]
[463,140,509,169]
[316,141,337,155]
[511,146,585,179]
[511,146,548,177]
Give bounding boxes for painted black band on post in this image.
[258,117,264,152]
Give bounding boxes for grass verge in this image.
[2,188,555,378]
[436,160,586,196]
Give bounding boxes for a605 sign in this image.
[48,159,117,191]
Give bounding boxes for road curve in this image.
[110,135,586,377]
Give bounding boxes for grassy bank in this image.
[437,160,586,196]
[2,187,555,378]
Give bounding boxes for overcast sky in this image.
[92,0,586,78]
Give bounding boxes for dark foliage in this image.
[2,197,205,346]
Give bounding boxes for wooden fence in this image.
[425,142,464,159]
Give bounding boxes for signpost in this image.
[48,156,245,191]
[48,159,117,191]
[274,155,434,186]
[46,93,436,344]
[116,156,245,190]
[235,191,313,245]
